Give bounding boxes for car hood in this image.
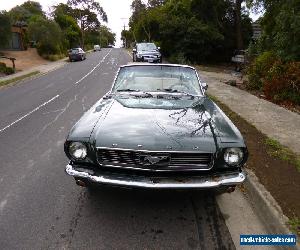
[68,95,245,152]
[90,96,219,152]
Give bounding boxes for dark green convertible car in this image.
[64,64,247,192]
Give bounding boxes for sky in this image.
[1,0,133,47]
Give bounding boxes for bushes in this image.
[28,16,64,57]
[247,51,278,90]
[264,61,300,105]
[247,52,300,105]
[0,62,14,75]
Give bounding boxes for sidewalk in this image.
[0,58,68,82]
[199,70,300,155]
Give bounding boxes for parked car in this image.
[132,43,162,63]
[64,64,247,191]
[94,45,101,51]
[68,48,86,62]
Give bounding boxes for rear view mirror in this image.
[133,48,137,53]
[201,82,208,92]
[157,47,161,50]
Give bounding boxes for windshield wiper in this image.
[117,89,139,92]
[156,88,197,98]
[116,89,153,98]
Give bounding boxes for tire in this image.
[81,56,84,61]
[133,54,136,62]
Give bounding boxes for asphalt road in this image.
[0,49,235,250]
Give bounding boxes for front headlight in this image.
[224,148,244,166]
[69,142,87,160]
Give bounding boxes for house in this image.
[2,21,28,50]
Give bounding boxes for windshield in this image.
[112,66,202,96]
[137,43,157,51]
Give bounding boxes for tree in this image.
[147,0,166,8]
[53,4,81,48]
[67,0,107,48]
[28,16,63,55]
[127,0,252,63]
[235,0,243,50]
[9,1,44,23]
[0,11,11,48]
[121,30,134,48]
[247,0,300,61]
[85,25,115,47]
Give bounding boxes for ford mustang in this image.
[64,64,247,191]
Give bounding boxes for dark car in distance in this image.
[68,48,86,62]
[64,64,247,192]
[133,43,162,63]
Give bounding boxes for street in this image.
[0,49,237,249]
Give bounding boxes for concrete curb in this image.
[244,169,299,248]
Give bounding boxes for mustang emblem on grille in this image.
[140,155,170,166]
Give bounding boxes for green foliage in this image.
[273,0,300,61]
[288,217,300,236]
[246,1,299,109]
[128,0,253,63]
[121,30,134,48]
[28,16,63,55]
[264,61,300,105]
[247,51,278,90]
[84,25,116,48]
[9,1,44,23]
[0,11,11,47]
[54,10,81,48]
[0,71,40,87]
[248,0,299,61]
[265,138,300,172]
[248,50,300,105]
[0,62,14,75]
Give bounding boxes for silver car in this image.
[68,48,86,62]
[133,43,162,63]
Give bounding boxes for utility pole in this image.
[121,18,129,48]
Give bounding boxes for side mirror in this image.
[157,47,161,50]
[133,48,137,53]
[201,82,208,92]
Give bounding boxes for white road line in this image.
[75,49,112,85]
[0,49,112,134]
[0,95,59,133]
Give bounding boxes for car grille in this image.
[97,148,213,171]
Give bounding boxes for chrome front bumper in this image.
[65,164,246,189]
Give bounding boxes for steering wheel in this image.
[168,83,190,92]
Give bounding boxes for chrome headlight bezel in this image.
[68,142,87,160]
[223,147,244,166]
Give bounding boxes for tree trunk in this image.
[235,0,243,50]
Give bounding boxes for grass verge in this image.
[265,138,300,172]
[0,71,40,87]
[288,217,300,236]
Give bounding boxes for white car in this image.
[93,45,101,52]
